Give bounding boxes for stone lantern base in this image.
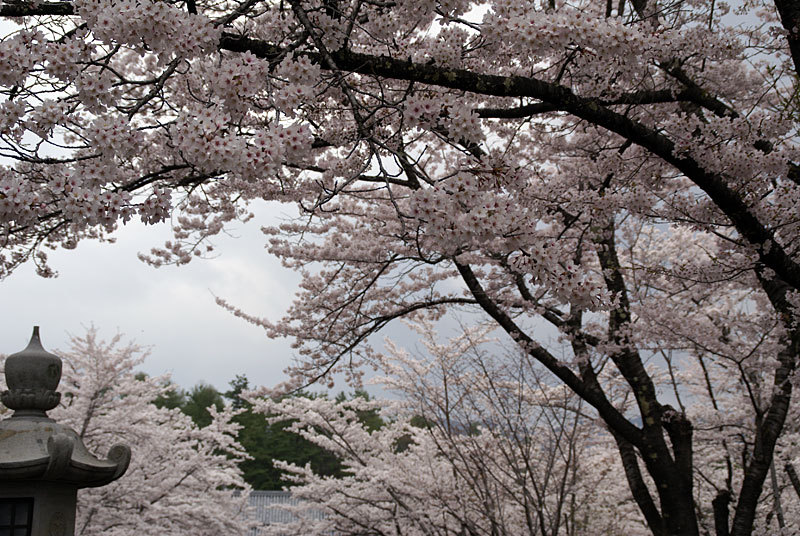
[0,483,76,536]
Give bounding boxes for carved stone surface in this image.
[0,482,77,536]
[1,388,61,411]
[4,327,61,392]
[0,411,131,486]
[48,511,66,536]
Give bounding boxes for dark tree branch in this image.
[477,88,730,119]
[785,462,800,500]
[613,432,666,536]
[594,220,699,536]
[660,62,738,119]
[773,0,800,76]
[219,33,800,294]
[0,1,73,15]
[567,307,666,535]
[476,102,559,118]
[454,260,644,448]
[729,269,799,536]
[712,490,731,536]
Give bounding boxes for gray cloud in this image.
[0,201,300,392]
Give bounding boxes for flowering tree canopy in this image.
[2,0,800,534]
[254,320,645,536]
[1,328,251,536]
[258,319,800,536]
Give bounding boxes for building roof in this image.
[246,490,328,535]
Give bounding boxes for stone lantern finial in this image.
[2,326,62,418]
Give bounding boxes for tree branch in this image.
[712,490,731,536]
[454,260,644,448]
[785,462,800,500]
[0,1,74,16]
[613,432,666,536]
[219,33,800,293]
[5,4,799,294]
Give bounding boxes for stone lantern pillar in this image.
[0,327,131,536]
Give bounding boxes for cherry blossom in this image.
[2,0,800,534]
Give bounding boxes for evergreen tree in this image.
[181,382,224,428]
[224,375,345,490]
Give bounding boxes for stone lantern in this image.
[0,327,131,536]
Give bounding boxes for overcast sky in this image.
[0,25,309,393]
[0,200,307,392]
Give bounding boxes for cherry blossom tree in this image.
[2,0,800,534]
[257,317,800,536]
[253,319,643,536]
[3,328,252,536]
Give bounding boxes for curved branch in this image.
[220,33,800,293]
[454,260,643,448]
[5,4,797,293]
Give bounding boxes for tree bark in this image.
[785,463,800,500]
[712,490,731,536]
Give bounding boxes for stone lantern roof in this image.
[0,327,130,487]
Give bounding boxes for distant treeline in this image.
[151,374,383,490]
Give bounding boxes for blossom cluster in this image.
[0,31,43,87]
[62,188,133,227]
[414,26,468,68]
[403,93,439,128]
[44,34,92,82]
[0,100,25,141]
[75,68,118,110]
[203,52,270,109]
[274,55,321,87]
[402,95,483,144]
[0,173,44,227]
[443,101,483,144]
[45,173,134,228]
[485,8,739,65]
[26,100,70,139]
[407,174,524,253]
[270,55,322,115]
[508,250,610,310]
[139,187,172,224]
[87,114,143,159]
[75,0,220,58]
[670,112,794,183]
[172,107,313,179]
[272,83,314,116]
[308,12,346,51]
